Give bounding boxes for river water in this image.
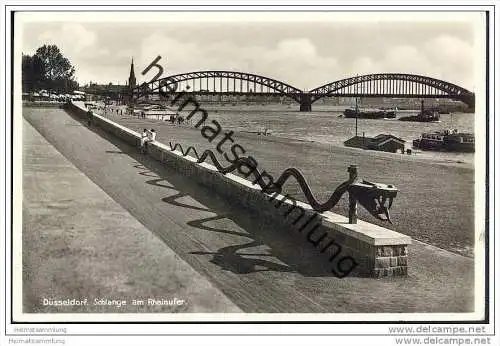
[195,104,476,165]
[101,101,476,166]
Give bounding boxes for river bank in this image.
[99,111,475,258]
[22,106,475,313]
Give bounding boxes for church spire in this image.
[128,58,136,89]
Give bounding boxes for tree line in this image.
[22,44,78,93]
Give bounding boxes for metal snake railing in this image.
[169,142,276,192]
[169,142,200,159]
[167,142,399,222]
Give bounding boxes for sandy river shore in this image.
[102,112,476,258]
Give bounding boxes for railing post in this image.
[348,165,358,224]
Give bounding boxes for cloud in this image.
[136,35,339,90]
[38,23,98,56]
[343,37,474,90]
[135,32,473,91]
[24,23,118,84]
[349,56,380,76]
[21,22,475,90]
[423,35,474,87]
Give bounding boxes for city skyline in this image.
[19,12,480,91]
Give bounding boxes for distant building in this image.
[128,58,136,89]
[84,82,128,102]
[344,134,405,153]
[124,58,136,104]
[85,59,136,103]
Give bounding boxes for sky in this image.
[19,12,480,91]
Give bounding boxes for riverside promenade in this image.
[22,106,475,314]
[22,118,241,314]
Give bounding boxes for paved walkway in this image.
[22,118,241,314]
[22,107,475,314]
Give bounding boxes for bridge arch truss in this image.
[309,73,475,107]
[133,70,303,102]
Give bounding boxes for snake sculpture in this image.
[168,142,398,223]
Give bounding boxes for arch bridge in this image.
[133,70,303,102]
[132,71,475,111]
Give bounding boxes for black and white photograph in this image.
[2,3,497,345]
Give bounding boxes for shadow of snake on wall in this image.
[132,163,295,274]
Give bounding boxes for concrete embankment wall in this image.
[64,101,411,278]
[23,101,64,108]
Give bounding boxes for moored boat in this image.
[343,108,397,119]
[399,100,440,122]
[412,131,445,150]
[412,130,474,152]
[342,96,396,119]
[443,132,475,152]
[399,109,440,122]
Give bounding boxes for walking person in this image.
[139,128,149,154]
[87,110,93,127]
